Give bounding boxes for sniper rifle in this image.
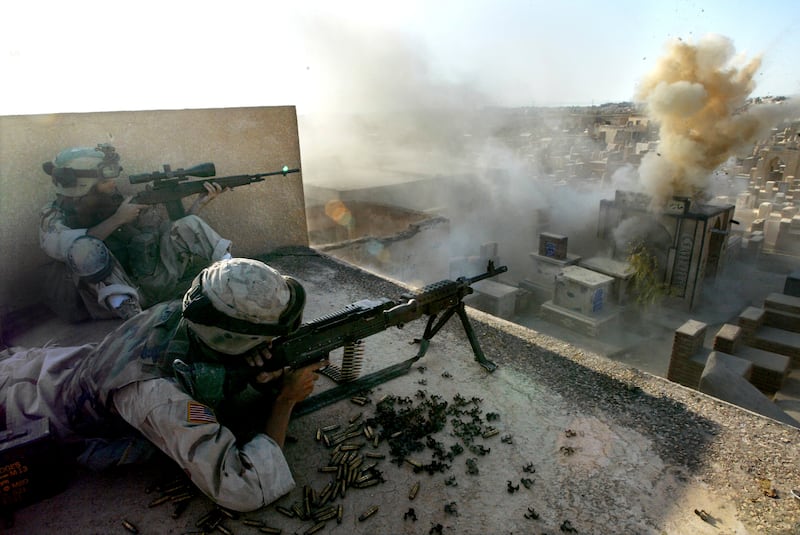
[129,163,300,220]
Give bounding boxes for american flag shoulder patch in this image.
[187,400,217,424]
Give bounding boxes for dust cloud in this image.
[635,34,798,210]
[297,21,796,287]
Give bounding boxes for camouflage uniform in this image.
[40,200,232,318]
[0,301,294,512]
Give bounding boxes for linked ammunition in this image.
[358,505,379,521]
[304,521,326,535]
[122,519,139,533]
[409,481,420,500]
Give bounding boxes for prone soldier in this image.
[0,258,324,511]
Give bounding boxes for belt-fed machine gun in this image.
[263,261,508,415]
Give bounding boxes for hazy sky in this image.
[1,0,798,116]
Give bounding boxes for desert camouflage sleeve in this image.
[112,377,296,512]
[39,203,87,261]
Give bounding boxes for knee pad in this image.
[66,235,113,283]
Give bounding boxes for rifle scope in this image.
[128,162,216,184]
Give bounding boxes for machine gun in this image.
[260,261,508,415]
[129,163,300,220]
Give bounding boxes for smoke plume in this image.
[636,34,796,209]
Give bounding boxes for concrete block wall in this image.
[667,319,708,388]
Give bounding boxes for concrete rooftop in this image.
[4,249,800,535]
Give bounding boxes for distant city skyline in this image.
[1,0,798,116]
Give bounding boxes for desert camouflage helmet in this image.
[66,235,113,283]
[42,144,122,197]
[182,258,306,338]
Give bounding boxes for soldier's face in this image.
[94,178,117,195]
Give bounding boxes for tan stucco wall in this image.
[0,106,308,311]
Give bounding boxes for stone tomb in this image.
[540,265,620,337]
[519,233,581,304]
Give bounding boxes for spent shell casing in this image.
[350,397,367,406]
[241,519,264,527]
[259,527,281,534]
[358,505,379,521]
[319,465,338,473]
[312,505,337,522]
[409,481,420,500]
[364,425,374,439]
[337,504,343,524]
[304,521,326,535]
[365,452,385,459]
[275,505,295,518]
[171,499,190,519]
[482,428,500,439]
[195,510,215,526]
[216,524,233,535]
[147,494,172,507]
[322,434,331,448]
[361,462,377,473]
[292,503,305,519]
[354,478,380,488]
[218,507,237,519]
[340,443,364,451]
[390,431,403,439]
[170,492,193,502]
[404,459,422,469]
[372,435,379,448]
[315,428,322,441]
[122,520,139,534]
[321,424,340,432]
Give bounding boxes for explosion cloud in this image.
[635,34,792,210]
